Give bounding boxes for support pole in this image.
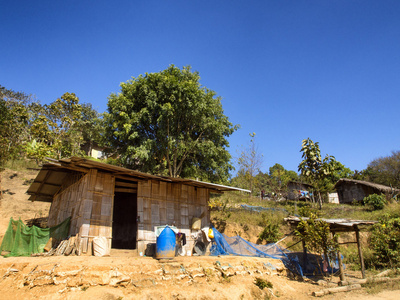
[302,239,308,270]
[355,227,366,279]
[333,232,345,281]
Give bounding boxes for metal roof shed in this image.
[27,157,250,256]
[285,216,377,280]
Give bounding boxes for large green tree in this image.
[104,65,237,182]
[366,151,400,189]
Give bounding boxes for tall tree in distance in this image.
[366,151,400,189]
[235,132,263,194]
[104,65,237,182]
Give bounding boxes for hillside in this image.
[1,167,399,299]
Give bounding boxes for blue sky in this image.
[1,1,399,174]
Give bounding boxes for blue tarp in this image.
[209,227,345,277]
[209,227,304,277]
[240,204,289,214]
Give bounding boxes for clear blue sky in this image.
[2,1,399,174]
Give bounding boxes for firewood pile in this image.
[31,234,80,257]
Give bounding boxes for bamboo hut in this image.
[27,157,249,255]
[335,179,399,204]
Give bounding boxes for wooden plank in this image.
[92,194,102,216]
[103,173,114,194]
[159,181,167,200]
[151,180,159,196]
[81,237,88,253]
[101,196,112,217]
[114,187,137,193]
[115,181,138,188]
[151,203,160,224]
[355,227,366,279]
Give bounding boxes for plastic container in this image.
[194,241,206,255]
[191,217,201,230]
[156,225,176,259]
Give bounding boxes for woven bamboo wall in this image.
[137,180,210,253]
[48,169,210,255]
[48,173,88,228]
[48,169,115,254]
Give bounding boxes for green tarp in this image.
[0,217,70,257]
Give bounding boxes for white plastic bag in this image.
[93,237,110,257]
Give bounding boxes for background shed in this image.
[335,179,399,204]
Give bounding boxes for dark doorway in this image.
[112,192,137,249]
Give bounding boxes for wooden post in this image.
[302,239,308,270]
[333,232,345,281]
[355,227,366,279]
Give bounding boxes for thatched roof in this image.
[335,178,399,193]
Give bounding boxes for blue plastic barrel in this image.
[156,226,176,259]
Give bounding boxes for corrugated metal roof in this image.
[27,157,250,202]
[285,216,377,232]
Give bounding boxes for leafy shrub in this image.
[363,194,387,210]
[298,205,320,218]
[295,213,339,263]
[258,220,280,244]
[370,214,400,268]
[254,277,273,290]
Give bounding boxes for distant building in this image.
[334,179,399,204]
[82,142,106,159]
[328,192,339,204]
[286,181,314,201]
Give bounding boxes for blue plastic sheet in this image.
[209,227,303,277]
[240,204,289,214]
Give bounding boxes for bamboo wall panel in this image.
[49,169,115,254]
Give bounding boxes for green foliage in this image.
[370,214,400,268]
[0,85,31,165]
[367,151,400,189]
[298,138,349,208]
[268,163,299,195]
[258,220,281,244]
[297,205,321,218]
[104,65,237,182]
[1,85,104,165]
[363,194,387,211]
[295,213,339,262]
[254,277,273,290]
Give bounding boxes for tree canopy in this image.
[298,138,340,208]
[0,85,104,165]
[104,65,237,182]
[0,85,31,165]
[366,151,400,188]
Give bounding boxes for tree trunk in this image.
[318,191,322,210]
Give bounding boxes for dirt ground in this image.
[1,168,399,299]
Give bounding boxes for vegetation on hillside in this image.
[210,192,400,272]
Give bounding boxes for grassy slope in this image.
[210,192,400,270]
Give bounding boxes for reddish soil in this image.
[0,168,398,299]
